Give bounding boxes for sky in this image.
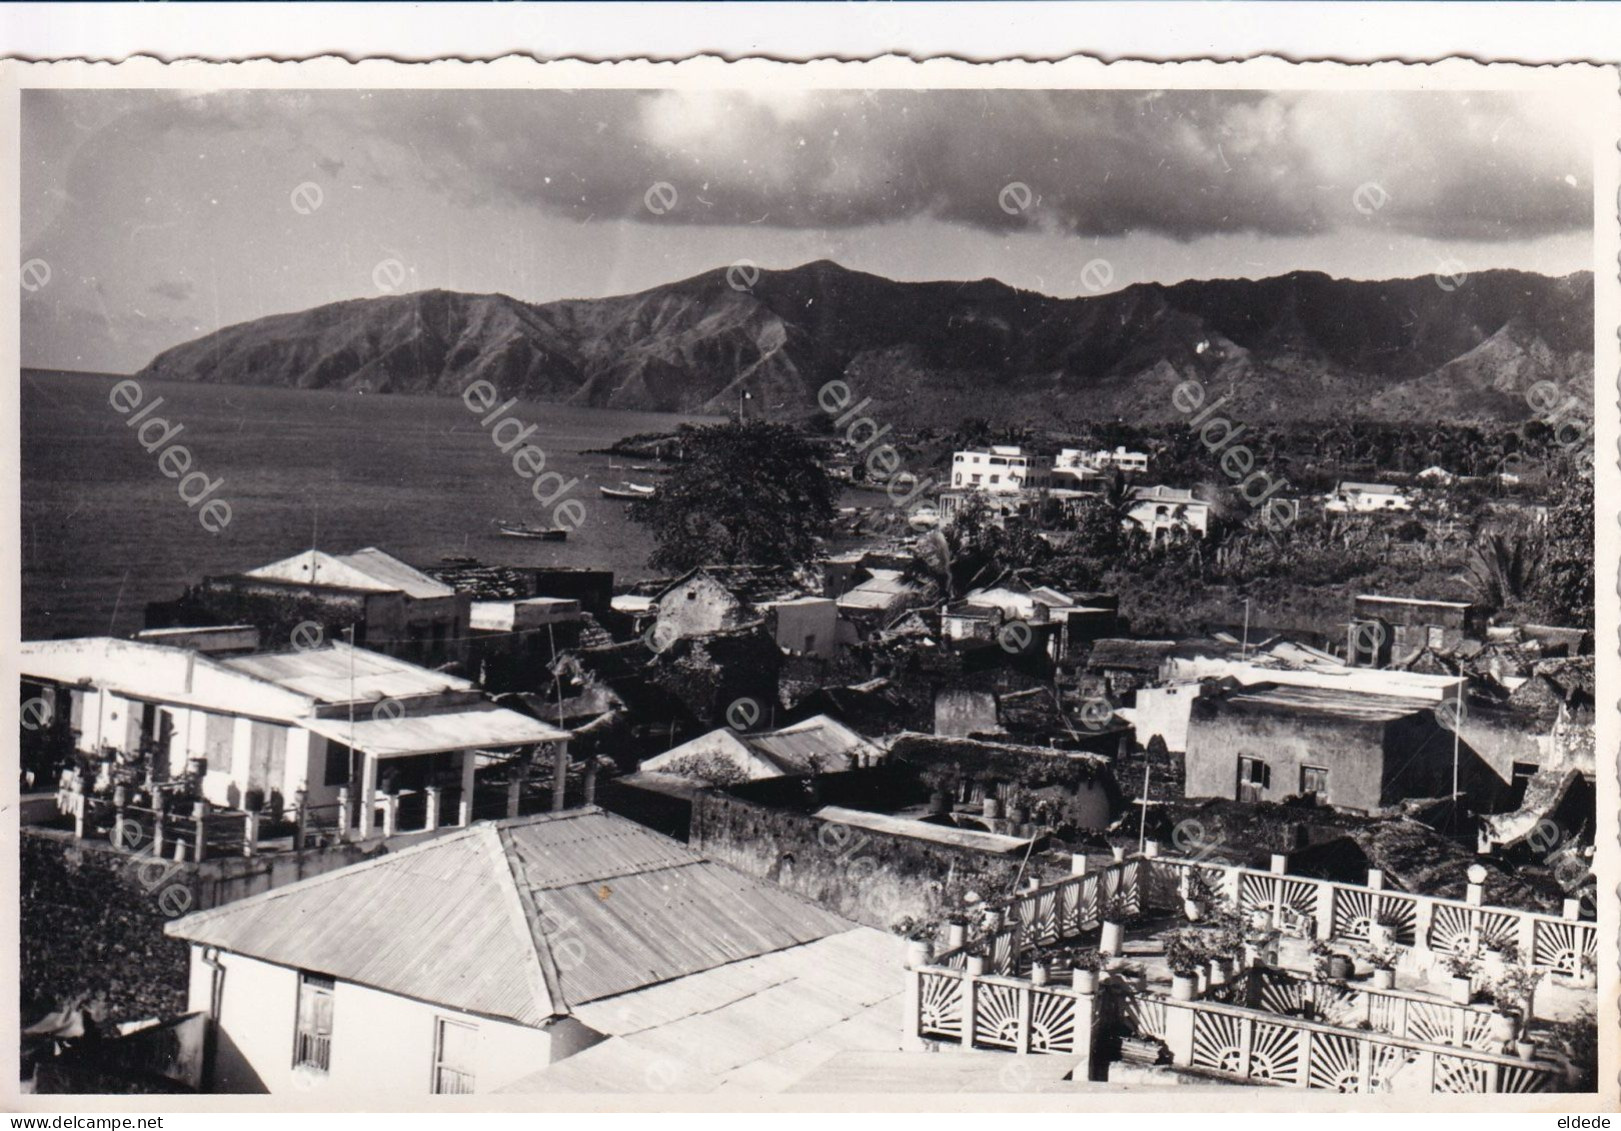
[20,86,1597,374]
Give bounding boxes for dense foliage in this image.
[630,421,837,572]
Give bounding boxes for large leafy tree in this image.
[630,421,837,572]
[1532,469,1595,627]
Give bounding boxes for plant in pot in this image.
[1443,945,1481,1005]
[1099,892,1133,957]
[1491,964,1544,1059]
[1181,870,1216,923]
[1368,908,1404,949]
[1025,940,1053,986]
[1361,943,1401,990]
[964,938,991,977]
[1166,932,1205,1001]
[1068,946,1105,993]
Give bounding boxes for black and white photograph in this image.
[6,56,1617,1110]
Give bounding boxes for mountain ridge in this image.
[135,260,1595,426]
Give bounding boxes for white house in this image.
[1125,485,1210,541]
[1120,647,1465,754]
[949,446,1053,494]
[19,637,568,836]
[165,808,902,1095]
[1325,481,1413,514]
[1058,446,1148,474]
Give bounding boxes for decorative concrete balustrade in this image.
[901,847,1588,1093]
[1145,853,1597,979]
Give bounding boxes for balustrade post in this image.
[1356,1039,1374,1094]
[1316,883,1336,941]
[1561,897,1582,921]
[152,793,166,858]
[901,942,931,1052]
[1015,982,1034,1055]
[963,972,980,1049]
[293,790,307,852]
[382,794,398,838]
[1165,1002,1196,1067]
[424,786,441,832]
[507,776,522,820]
[71,782,86,840]
[1237,1015,1255,1079]
[1070,852,1088,876]
[335,788,351,842]
[193,802,208,862]
[243,810,259,857]
[112,786,127,849]
[1296,1028,1314,1088]
[1517,913,1538,967]
[1412,896,1437,958]
[1223,864,1243,911]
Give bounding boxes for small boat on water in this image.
[495,521,568,541]
[599,481,656,500]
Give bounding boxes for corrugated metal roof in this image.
[244,548,456,600]
[166,808,853,1026]
[222,643,472,704]
[498,928,905,1093]
[165,827,554,1025]
[745,716,881,775]
[303,702,569,758]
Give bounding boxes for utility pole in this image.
[1241,597,1251,661]
[1137,760,1151,854]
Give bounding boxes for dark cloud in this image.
[28,85,1597,244]
[300,87,1591,243]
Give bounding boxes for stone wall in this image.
[689,771,1065,931]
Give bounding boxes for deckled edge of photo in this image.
[0,53,1615,1114]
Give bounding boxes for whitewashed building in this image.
[19,637,568,835]
[165,809,902,1095]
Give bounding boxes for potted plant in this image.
[1362,943,1400,990]
[965,941,990,977]
[1025,941,1052,986]
[1492,964,1544,1057]
[1443,946,1480,1005]
[1069,946,1104,993]
[1100,892,1133,957]
[1369,908,1403,949]
[1181,870,1215,922]
[1166,932,1204,1001]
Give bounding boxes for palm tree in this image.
[1465,529,1543,613]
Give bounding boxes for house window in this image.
[1300,765,1329,801]
[324,741,351,788]
[803,633,816,652]
[293,973,335,1073]
[989,475,1000,485]
[431,1017,477,1095]
[1237,756,1270,803]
